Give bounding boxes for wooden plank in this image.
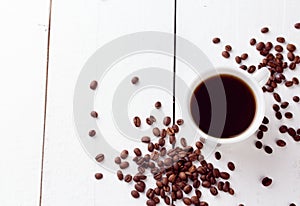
[177,0,300,205]
[0,0,49,205]
[42,0,174,205]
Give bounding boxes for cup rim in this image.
[187,67,265,144]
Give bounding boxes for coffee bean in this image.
[190,196,199,204]
[290,203,296,206]
[255,141,263,149]
[240,65,247,70]
[273,93,281,102]
[120,150,129,159]
[163,116,171,126]
[117,170,123,180]
[285,112,293,119]
[261,27,269,33]
[227,162,235,171]
[229,188,235,195]
[288,52,295,61]
[146,117,153,125]
[212,37,220,44]
[297,129,300,135]
[114,157,121,164]
[95,173,103,180]
[280,102,289,109]
[183,185,192,194]
[153,196,160,204]
[275,112,282,120]
[176,119,184,125]
[95,153,104,162]
[223,181,230,192]
[276,139,286,147]
[89,130,96,137]
[215,151,221,160]
[153,127,160,137]
[225,45,232,51]
[134,148,142,156]
[295,23,300,29]
[294,135,300,142]
[180,137,187,147]
[195,141,203,149]
[155,101,161,109]
[276,37,285,43]
[222,51,230,58]
[262,116,269,124]
[89,80,98,90]
[176,189,183,199]
[288,128,296,137]
[262,176,272,186]
[202,180,211,188]
[235,56,241,64]
[183,197,192,205]
[149,115,156,123]
[135,181,146,192]
[292,77,299,85]
[120,161,129,169]
[125,174,132,183]
[287,44,296,52]
[248,65,256,73]
[141,136,151,143]
[250,38,256,45]
[169,135,176,145]
[279,125,288,133]
[148,143,154,152]
[210,186,218,196]
[259,125,268,132]
[256,42,265,51]
[264,145,273,154]
[146,199,155,206]
[293,96,300,102]
[257,131,263,139]
[273,104,280,112]
[131,190,140,198]
[164,196,170,205]
[90,111,98,118]
[290,62,296,70]
[133,116,141,127]
[131,76,139,85]
[275,45,283,52]
[220,172,230,180]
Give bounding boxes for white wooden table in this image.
[1,0,300,205]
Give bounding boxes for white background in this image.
[1,0,300,205]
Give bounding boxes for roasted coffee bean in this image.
[256,42,265,51]
[131,190,140,198]
[280,102,289,109]
[250,38,257,45]
[240,53,248,60]
[273,104,280,112]
[255,141,263,149]
[124,174,132,183]
[183,197,192,205]
[95,173,103,180]
[89,80,98,90]
[275,45,283,52]
[212,37,220,44]
[279,125,288,133]
[288,128,296,137]
[217,181,224,191]
[294,135,300,142]
[95,153,104,162]
[235,56,241,64]
[120,161,129,169]
[195,141,203,149]
[287,44,296,52]
[180,137,187,147]
[275,112,282,120]
[177,119,184,125]
[147,143,154,152]
[264,145,273,154]
[290,63,296,70]
[134,148,142,156]
[190,196,199,204]
[295,23,300,29]
[146,199,155,206]
[117,170,124,180]
[163,116,171,126]
[240,65,247,70]
[114,157,121,164]
[220,172,230,180]
[257,131,264,139]
[285,112,293,119]
[89,130,96,137]
[227,162,235,171]
[183,185,192,194]
[222,51,230,58]
[293,96,300,102]
[223,181,230,192]
[262,116,269,124]
[229,188,235,195]
[153,196,160,204]
[288,52,295,61]
[135,181,146,192]
[293,77,299,85]
[259,125,268,132]
[261,27,269,33]
[90,111,98,118]
[164,196,170,205]
[273,93,281,102]
[133,116,141,127]
[210,186,218,196]
[202,180,211,188]
[120,150,129,159]
[146,117,153,125]
[141,136,151,143]
[131,76,139,85]
[276,37,285,43]
[262,176,272,186]
[225,45,232,51]
[169,135,176,145]
[152,127,160,137]
[276,139,286,147]
[297,129,300,135]
[154,101,161,109]
[248,65,256,73]
[215,151,221,160]
[176,190,183,199]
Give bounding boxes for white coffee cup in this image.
[186,67,269,145]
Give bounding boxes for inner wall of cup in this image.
[189,69,263,141]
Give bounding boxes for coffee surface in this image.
[190,74,256,138]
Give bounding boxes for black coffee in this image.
[190,74,256,138]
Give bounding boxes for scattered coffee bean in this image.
[133,116,141,127]
[95,173,103,180]
[275,112,282,120]
[262,116,269,124]
[131,76,139,85]
[276,37,285,43]
[120,161,129,169]
[276,139,286,147]
[212,37,220,44]
[225,45,232,51]
[259,125,268,132]
[134,148,142,156]
[292,77,299,85]
[227,162,235,171]
[210,186,218,196]
[215,151,221,160]
[264,145,273,154]
[250,38,256,45]
[295,23,300,29]
[279,125,288,133]
[89,130,96,137]
[297,129,300,135]
[285,112,293,119]
[180,137,187,147]
[287,44,296,52]
[146,199,155,206]
[261,27,269,33]
[114,156,121,164]
[240,53,248,60]
[183,197,192,205]
[256,42,265,51]
[280,102,289,109]
[89,80,98,90]
[124,174,132,182]
[163,116,171,126]
[155,101,161,109]
[141,136,151,143]
[293,96,299,102]
[255,141,263,149]
[177,119,184,125]
[120,150,129,159]
[153,127,161,137]
[262,177,272,187]
[248,65,256,73]
[275,45,283,52]
[257,131,264,139]
[146,117,153,125]
[220,172,230,180]
[95,153,104,162]
[131,190,140,198]
[288,52,295,61]
[235,56,241,64]
[90,111,98,118]
[229,188,235,195]
[273,104,280,112]
[288,128,296,137]
[117,170,123,180]
[222,51,230,58]
[239,65,247,70]
[273,93,281,102]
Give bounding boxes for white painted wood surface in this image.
[0,0,49,206]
